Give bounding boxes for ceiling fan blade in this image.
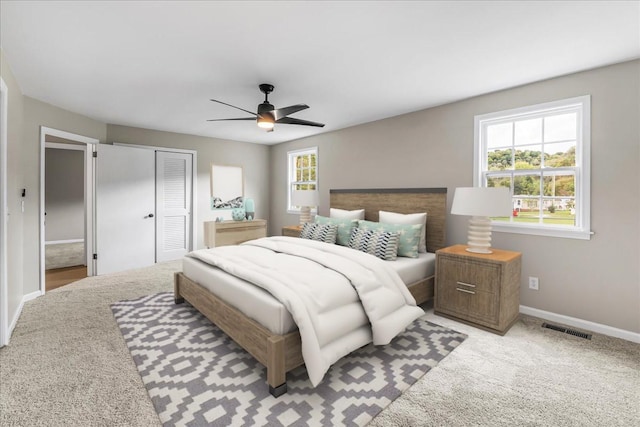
[276,117,325,128]
[206,117,255,122]
[271,104,309,121]
[210,99,257,117]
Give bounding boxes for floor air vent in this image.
[542,322,592,340]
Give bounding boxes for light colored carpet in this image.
[45,242,85,270]
[1,261,638,426]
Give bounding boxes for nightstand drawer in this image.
[437,276,499,325]
[439,258,500,294]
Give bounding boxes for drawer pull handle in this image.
[456,281,476,288]
[456,288,476,295]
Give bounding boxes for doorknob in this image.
[145,213,154,218]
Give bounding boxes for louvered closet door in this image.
[156,151,192,262]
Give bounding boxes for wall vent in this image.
[542,322,592,340]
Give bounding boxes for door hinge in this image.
[93,253,98,260]
[92,151,97,158]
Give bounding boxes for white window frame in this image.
[287,147,318,214]
[474,95,592,240]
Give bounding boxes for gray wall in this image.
[22,97,107,295]
[106,125,271,250]
[270,60,640,334]
[45,148,84,241]
[1,48,25,328]
[4,45,638,337]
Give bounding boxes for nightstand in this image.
[435,244,522,335]
[282,225,303,237]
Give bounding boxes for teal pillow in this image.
[315,215,358,246]
[357,220,422,258]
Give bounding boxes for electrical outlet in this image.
[529,276,539,290]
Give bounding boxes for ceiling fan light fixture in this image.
[257,114,274,130]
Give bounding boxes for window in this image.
[287,147,318,213]
[474,96,591,239]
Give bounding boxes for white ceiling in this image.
[1,1,639,145]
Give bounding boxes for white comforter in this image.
[187,236,424,387]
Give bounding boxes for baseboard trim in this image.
[45,239,84,245]
[8,290,43,342]
[520,305,640,344]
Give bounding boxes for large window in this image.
[287,147,318,213]
[474,96,591,239]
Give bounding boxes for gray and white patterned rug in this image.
[111,292,466,427]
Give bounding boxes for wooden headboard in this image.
[329,188,447,253]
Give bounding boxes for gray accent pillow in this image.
[299,222,338,244]
[348,227,399,261]
[357,220,422,258]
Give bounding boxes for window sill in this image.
[492,223,593,240]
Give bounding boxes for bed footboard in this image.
[174,272,303,397]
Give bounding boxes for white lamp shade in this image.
[291,189,319,207]
[451,187,512,217]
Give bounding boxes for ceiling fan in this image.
[208,84,325,132]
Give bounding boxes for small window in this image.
[474,96,591,240]
[287,147,318,213]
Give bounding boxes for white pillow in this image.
[379,210,427,253]
[330,208,365,220]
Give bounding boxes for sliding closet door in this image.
[95,144,156,275]
[155,151,192,262]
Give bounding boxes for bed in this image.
[174,187,447,396]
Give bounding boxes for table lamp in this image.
[451,187,512,254]
[291,189,319,224]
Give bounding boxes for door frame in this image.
[39,127,98,295]
[113,142,197,254]
[0,78,8,346]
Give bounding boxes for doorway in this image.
[44,142,88,290]
[39,127,97,295]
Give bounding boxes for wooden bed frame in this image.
[174,187,447,397]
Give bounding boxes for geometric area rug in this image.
[111,292,467,427]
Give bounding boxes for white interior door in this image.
[96,144,155,275]
[156,151,192,262]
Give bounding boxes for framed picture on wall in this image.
[210,164,244,209]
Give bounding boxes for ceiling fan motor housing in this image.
[258,102,275,116]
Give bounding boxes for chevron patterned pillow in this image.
[347,227,399,261]
[314,215,359,246]
[299,222,339,244]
